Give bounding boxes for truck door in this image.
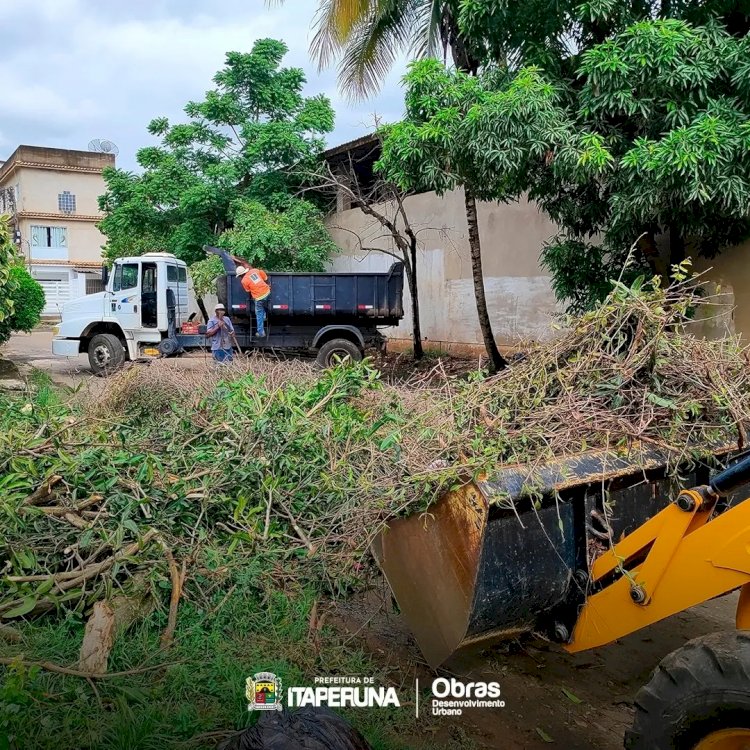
[165,264,188,327]
[109,261,141,332]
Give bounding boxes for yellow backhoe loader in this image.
[374,448,750,749]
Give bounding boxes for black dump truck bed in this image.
[207,246,404,326]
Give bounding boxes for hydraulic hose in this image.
[710,452,750,497]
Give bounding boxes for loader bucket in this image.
[372,445,736,668]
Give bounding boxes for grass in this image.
[1,573,424,750]
[0,368,437,750]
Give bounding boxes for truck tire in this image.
[316,339,362,368]
[88,333,126,376]
[625,631,750,750]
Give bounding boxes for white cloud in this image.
[0,0,408,168]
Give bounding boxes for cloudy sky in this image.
[0,0,408,170]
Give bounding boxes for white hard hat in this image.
[235,266,247,276]
[215,303,226,310]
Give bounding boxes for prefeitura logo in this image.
[246,672,283,711]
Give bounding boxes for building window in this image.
[31,225,67,248]
[58,191,76,214]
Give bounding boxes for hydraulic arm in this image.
[566,454,750,653]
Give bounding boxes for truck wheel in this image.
[88,333,126,376]
[625,631,750,750]
[316,339,362,368]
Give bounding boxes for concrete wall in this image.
[15,167,106,217]
[326,187,561,352]
[691,240,750,342]
[14,166,108,264]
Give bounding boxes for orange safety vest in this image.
[240,268,270,300]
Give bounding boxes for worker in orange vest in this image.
[235,264,270,337]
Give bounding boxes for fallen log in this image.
[78,601,116,674]
[23,475,62,506]
[77,571,155,675]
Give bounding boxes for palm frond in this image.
[310,0,372,71]
[409,0,444,60]
[337,0,421,100]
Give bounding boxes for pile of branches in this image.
[457,275,750,473]
[1,274,749,629]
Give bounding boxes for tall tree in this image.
[377,3,750,313]
[98,38,335,268]
[277,0,504,367]
[304,144,426,358]
[455,5,750,310]
[377,64,570,370]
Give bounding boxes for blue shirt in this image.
[206,315,235,351]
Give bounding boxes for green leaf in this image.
[561,687,582,704]
[535,727,554,743]
[35,579,55,596]
[647,393,677,409]
[2,596,38,619]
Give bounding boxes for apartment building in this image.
[0,146,114,316]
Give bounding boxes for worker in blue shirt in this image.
[206,303,236,363]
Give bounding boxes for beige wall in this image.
[691,240,750,341]
[327,187,561,350]
[6,165,108,265]
[15,167,105,217]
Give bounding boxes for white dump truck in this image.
[52,248,404,375]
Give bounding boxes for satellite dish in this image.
[88,138,119,156]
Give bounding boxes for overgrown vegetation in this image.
[2,274,750,747]
[0,267,46,345]
[0,364,419,749]
[0,218,15,331]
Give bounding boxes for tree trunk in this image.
[408,241,423,360]
[463,189,507,373]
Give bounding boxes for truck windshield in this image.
[112,263,138,292]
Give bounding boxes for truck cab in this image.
[52,253,196,375]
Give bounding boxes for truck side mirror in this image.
[101,265,110,287]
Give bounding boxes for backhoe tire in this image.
[315,339,362,369]
[88,333,126,377]
[625,631,750,750]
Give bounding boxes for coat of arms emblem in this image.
[246,672,283,711]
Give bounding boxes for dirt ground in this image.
[2,328,226,387]
[2,328,741,749]
[335,585,739,749]
[1,329,480,387]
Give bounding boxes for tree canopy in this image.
[379,5,750,311]
[98,38,336,270]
